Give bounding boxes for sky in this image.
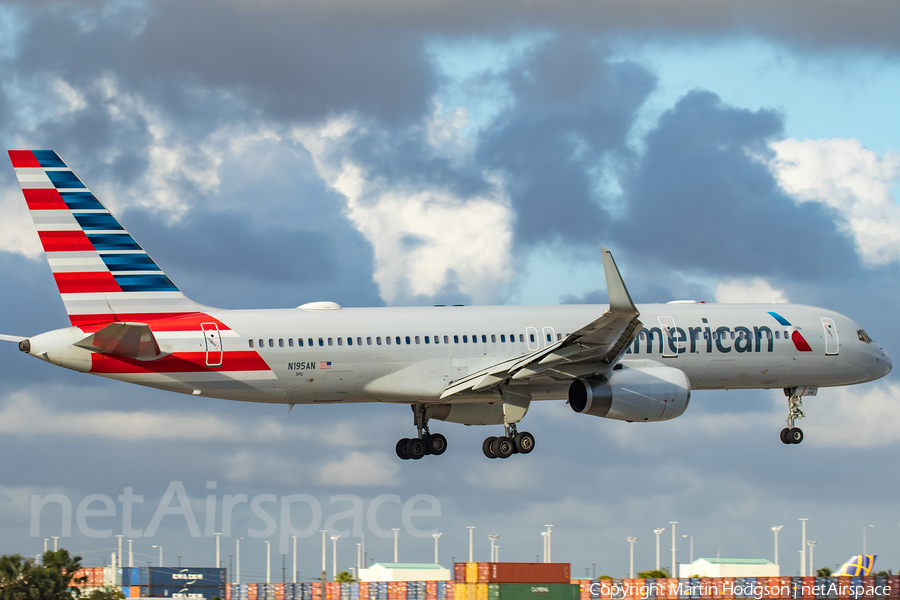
[1,0,900,582]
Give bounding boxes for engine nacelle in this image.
[569,367,691,422]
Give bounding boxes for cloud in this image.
[770,138,900,266]
[0,390,371,446]
[715,278,789,303]
[317,451,401,486]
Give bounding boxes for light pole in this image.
[627,537,638,579]
[799,519,808,578]
[152,545,163,567]
[116,535,124,568]
[236,538,243,585]
[128,540,134,568]
[266,540,271,584]
[669,522,678,577]
[544,525,553,563]
[433,533,443,564]
[653,529,665,572]
[331,536,341,579]
[467,526,476,562]
[682,535,693,567]
[293,536,298,584]
[488,536,499,562]
[215,532,222,568]
[541,532,549,563]
[863,525,874,555]
[771,526,783,567]
[392,529,400,563]
[52,537,59,552]
[320,530,328,583]
[807,541,817,577]
[357,543,362,574]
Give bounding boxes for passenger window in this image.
[453,335,459,343]
[472,335,476,344]
[377,337,382,345]
[482,335,487,343]
[328,338,333,346]
[347,337,352,346]
[288,339,294,347]
[730,332,735,340]
[500,335,506,342]
[519,334,524,342]
[529,334,535,342]
[463,335,468,343]
[308,338,313,347]
[775,331,780,339]
[259,339,264,347]
[396,336,401,345]
[491,334,496,343]
[546,334,551,342]
[269,339,274,347]
[444,336,449,344]
[425,336,430,344]
[406,336,411,345]
[784,330,789,338]
[416,336,420,344]
[299,339,304,347]
[318,338,324,346]
[386,337,391,345]
[703,332,709,340]
[279,339,284,347]
[557,333,562,341]
[357,337,362,346]
[249,339,254,348]
[367,337,372,345]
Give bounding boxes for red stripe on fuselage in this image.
[39,230,94,252]
[8,150,41,168]
[91,351,270,374]
[72,313,232,331]
[24,189,68,210]
[791,331,813,352]
[54,272,122,294]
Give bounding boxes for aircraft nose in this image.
[879,346,893,376]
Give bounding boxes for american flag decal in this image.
[319,361,332,369]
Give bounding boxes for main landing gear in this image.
[396,404,448,460]
[482,423,535,459]
[780,387,805,445]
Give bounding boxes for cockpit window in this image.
[857,329,872,343]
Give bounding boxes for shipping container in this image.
[487,584,579,600]
[150,568,227,588]
[456,566,468,584]
[467,565,480,585]
[148,585,225,600]
[467,564,571,585]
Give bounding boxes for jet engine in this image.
[568,366,690,422]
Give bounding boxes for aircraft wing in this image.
[0,334,25,343]
[74,322,164,361]
[440,248,642,399]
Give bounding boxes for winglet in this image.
[601,248,637,315]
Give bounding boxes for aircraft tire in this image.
[396,439,411,459]
[406,438,427,459]
[788,427,804,444]
[494,436,514,459]
[780,428,791,444]
[514,432,535,454]
[482,436,498,458]
[427,433,448,455]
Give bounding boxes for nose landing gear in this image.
[780,387,807,444]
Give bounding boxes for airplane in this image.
[0,150,893,460]
[832,555,876,577]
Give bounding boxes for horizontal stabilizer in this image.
[0,334,25,343]
[74,322,163,361]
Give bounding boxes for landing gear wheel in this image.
[780,428,791,445]
[787,427,804,444]
[396,438,411,460]
[405,438,427,459]
[426,433,448,455]
[493,436,515,459]
[514,431,535,454]
[482,436,498,458]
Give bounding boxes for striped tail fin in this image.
[833,554,876,576]
[8,150,202,328]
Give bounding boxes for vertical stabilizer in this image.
[833,554,876,576]
[8,150,200,327]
